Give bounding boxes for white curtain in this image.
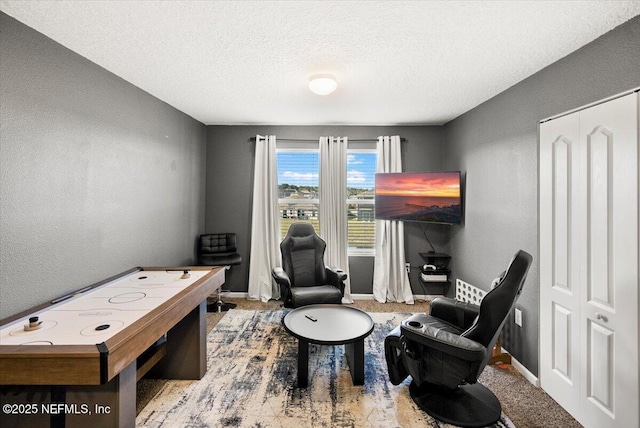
[373,136,414,304]
[319,136,353,303]
[248,135,281,302]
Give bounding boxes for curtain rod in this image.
[248,137,406,143]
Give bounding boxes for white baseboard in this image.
[350,293,375,300]
[509,353,540,387]
[224,292,379,302]
[414,294,445,302]
[222,292,442,302]
[224,291,248,299]
[349,294,443,302]
[351,294,443,302]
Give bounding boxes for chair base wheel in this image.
[206,301,237,313]
[409,381,501,428]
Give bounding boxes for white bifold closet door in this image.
[539,91,638,428]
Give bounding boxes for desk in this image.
[0,266,224,428]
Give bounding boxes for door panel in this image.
[553,137,571,292]
[587,320,614,415]
[579,92,638,428]
[539,112,581,417]
[586,127,614,308]
[551,303,572,381]
[540,92,638,428]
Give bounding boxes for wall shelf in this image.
[418,252,452,293]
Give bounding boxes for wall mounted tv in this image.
[375,171,462,224]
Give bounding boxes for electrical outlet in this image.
[515,308,523,327]
[405,262,410,274]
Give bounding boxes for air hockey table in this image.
[0,266,224,428]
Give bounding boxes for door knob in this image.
[595,312,608,322]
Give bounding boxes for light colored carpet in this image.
[137,309,514,428]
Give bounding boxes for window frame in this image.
[275,143,377,257]
[276,146,320,236]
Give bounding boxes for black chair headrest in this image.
[286,222,317,238]
[461,250,532,347]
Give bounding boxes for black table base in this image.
[295,338,366,388]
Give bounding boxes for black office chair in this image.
[385,250,532,427]
[198,233,242,312]
[272,222,346,308]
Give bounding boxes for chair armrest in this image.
[326,266,347,282]
[271,267,291,287]
[325,267,347,295]
[384,325,410,385]
[429,297,480,330]
[272,267,294,307]
[401,317,486,362]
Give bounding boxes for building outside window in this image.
[345,150,376,255]
[277,149,320,233]
[276,148,376,255]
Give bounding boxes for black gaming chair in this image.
[198,233,242,312]
[271,222,346,308]
[385,250,532,427]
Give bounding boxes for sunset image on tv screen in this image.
[375,171,462,224]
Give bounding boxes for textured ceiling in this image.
[1,1,639,126]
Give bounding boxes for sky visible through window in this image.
[277,152,376,190]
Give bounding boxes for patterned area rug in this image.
[137,310,515,427]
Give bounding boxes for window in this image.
[276,146,377,255]
[346,150,376,255]
[277,150,320,236]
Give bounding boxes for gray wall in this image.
[4,7,638,379]
[0,13,207,319]
[205,126,445,296]
[442,15,640,376]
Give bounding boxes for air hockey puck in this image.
[95,324,110,331]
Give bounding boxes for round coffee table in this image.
[282,304,374,387]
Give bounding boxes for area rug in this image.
[137,310,515,427]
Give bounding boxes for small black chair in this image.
[384,250,532,427]
[272,222,346,308]
[198,233,242,312]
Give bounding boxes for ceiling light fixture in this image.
[309,74,338,95]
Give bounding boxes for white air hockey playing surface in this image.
[0,266,224,428]
[0,269,209,346]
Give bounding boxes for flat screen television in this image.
[375,171,462,224]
